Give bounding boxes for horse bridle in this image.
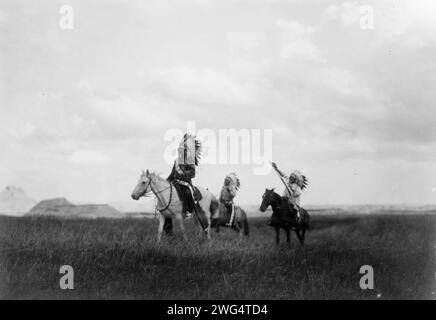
[155,183,173,212]
[142,175,173,212]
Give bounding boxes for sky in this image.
[1,0,436,207]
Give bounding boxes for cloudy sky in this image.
[1,0,436,207]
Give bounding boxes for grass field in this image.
[0,213,435,300]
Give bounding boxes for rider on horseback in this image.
[219,173,240,227]
[270,162,308,223]
[167,134,204,218]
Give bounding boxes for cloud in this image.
[323,2,362,27]
[6,121,36,139]
[0,8,8,26]
[376,0,436,46]
[323,0,436,47]
[277,19,324,63]
[151,66,257,107]
[88,93,173,128]
[69,150,109,166]
[227,31,267,55]
[1,1,436,205]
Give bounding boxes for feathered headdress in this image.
[178,133,202,166]
[224,172,241,190]
[290,170,308,189]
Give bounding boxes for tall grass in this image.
[0,213,434,299]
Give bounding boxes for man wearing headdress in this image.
[167,134,204,218]
[271,163,308,222]
[219,173,240,227]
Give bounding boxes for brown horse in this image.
[259,188,309,247]
[210,203,249,238]
[210,173,249,238]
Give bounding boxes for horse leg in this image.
[300,226,306,246]
[294,227,303,246]
[163,217,173,236]
[232,221,241,233]
[197,221,211,240]
[205,208,212,240]
[242,214,249,238]
[215,220,221,233]
[198,220,204,237]
[275,226,280,245]
[196,212,205,237]
[204,216,211,241]
[175,211,188,241]
[157,214,165,243]
[195,205,210,237]
[233,221,243,241]
[285,228,291,248]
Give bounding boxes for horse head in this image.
[131,169,153,200]
[259,188,276,212]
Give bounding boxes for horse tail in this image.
[242,210,249,237]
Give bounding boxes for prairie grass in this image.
[0,213,434,299]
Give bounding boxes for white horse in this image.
[131,170,219,243]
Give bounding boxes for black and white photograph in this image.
[0,0,435,306]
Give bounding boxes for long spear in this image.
[270,161,293,197]
[271,161,305,224]
[270,161,302,222]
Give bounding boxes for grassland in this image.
[0,213,435,299]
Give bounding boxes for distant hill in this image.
[305,204,436,214]
[243,203,436,216]
[27,198,126,219]
[109,199,155,213]
[0,186,37,216]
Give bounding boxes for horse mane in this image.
[151,172,168,182]
[145,171,163,181]
[271,191,282,205]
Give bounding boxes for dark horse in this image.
[259,188,310,247]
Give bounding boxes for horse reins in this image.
[146,176,206,231]
[155,184,173,212]
[148,178,173,213]
[141,175,174,214]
